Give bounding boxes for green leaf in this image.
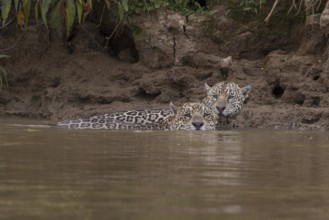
[87,0,92,9]
[41,0,52,29]
[118,2,125,22]
[50,0,63,37]
[0,66,8,88]
[14,0,19,11]
[35,0,40,22]
[0,55,9,90]
[76,0,83,23]
[135,7,141,14]
[121,0,128,12]
[23,0,32,26]
[65,0,76,37]
[130,24,143,40]
[1,0,12,26]
[0,55,10,59]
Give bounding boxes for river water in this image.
[0,118,329,220]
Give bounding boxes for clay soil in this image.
[1,9,329,131]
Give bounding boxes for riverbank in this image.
[1,6,328,131]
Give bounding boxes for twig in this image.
[143,0,151,19]
[288,0,297,14]
[79,24,106,52]
[104,15,128,49]
[292,0,297,9]
[264,0,279,23]
[0,31,26,52]
[304,63,316,78]
[0,18,15,29]
[105,22,121,49]
[96,3,106,28]
[316,0,323,11]
[295,0,303,15]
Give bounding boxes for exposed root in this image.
[264,0,279,23]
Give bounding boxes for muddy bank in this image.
[0,7,329,131]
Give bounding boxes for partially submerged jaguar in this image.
[58,81,251,130]
[58,102,218,131]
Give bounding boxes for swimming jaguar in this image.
[164,102,218,131]
[57,102,218,131]
[57,81,251,130]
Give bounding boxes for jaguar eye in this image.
[228,95,233,100]
[212,95,218,99]
[204,112,211,117]
[184,113,191,118]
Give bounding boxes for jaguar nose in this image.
[192,122,204,130]
[216,106,226,113]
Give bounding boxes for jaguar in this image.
[164,102,218,131]
[57,102,218,131]
[203,81,252,118]
[95,81,251,125]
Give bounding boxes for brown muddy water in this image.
[0,118,329,220]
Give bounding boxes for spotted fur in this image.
[203,81,252,118]
[57,102,217,131]
[164,102,218,131]
[90,109,171,125]
[57,109,170,130]
[57,118,163,130]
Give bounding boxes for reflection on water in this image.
[1,118,329,220]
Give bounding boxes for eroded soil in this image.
[1,8,329,130]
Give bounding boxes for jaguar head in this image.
[168,102,218,131]
[204,82,252,117]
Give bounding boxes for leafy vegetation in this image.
[0,0,326,36]
[169,0,209,15]
[0,55,9,90]
[0,1,208,90]
[227,0,325,22]
[0,0,94,37]
[0,0,207,38]
[237,0,267,14]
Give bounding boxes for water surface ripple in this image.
[1,118,329,220]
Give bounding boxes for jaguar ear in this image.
[204,82,211,92]
[241,85,252,99]
[169,102,178,114]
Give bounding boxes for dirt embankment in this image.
[1,5,329,130]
